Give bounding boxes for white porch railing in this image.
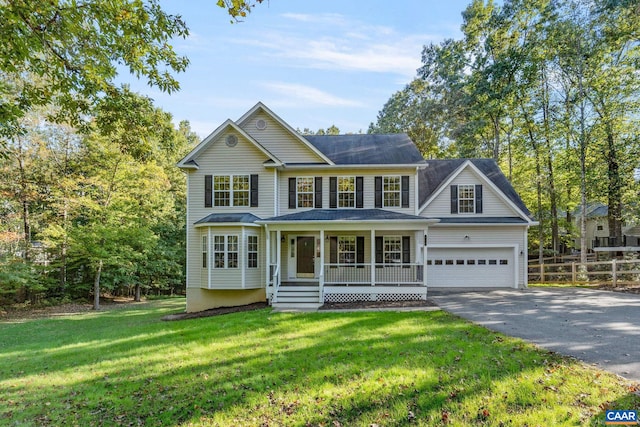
[269,264,279,303]
[324,263,424,285]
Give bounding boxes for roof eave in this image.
[277,162,427,170]
[256,218,440,225]
[194,222,262,228]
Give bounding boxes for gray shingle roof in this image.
[195,213,261,225]
[304,134,425,165]
[261,209,433,222]
[419,159,533,219]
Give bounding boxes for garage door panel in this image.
[427,248,514,287]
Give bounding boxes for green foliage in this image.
[0,0,189,143]
[0,257,46,305]
[371,0,640,256]
[0,92,194,305]
[0,300,637,425]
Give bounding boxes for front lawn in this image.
[1,299,638,426]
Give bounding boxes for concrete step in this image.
[276,296,320,303]
[271,302,323,311]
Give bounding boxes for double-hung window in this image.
[383,176,401,207]
[214,176,230,206]
[458,185,475,213]
[247,235,258,269]
[297,177,314,208]
[383,236,402,264]
[213,235,238,269]
[202,236,208,268]
[214,175,249,207]
[337,177,355,208]
[338,236,356,264]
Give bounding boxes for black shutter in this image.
[356,176,363,208]
[475,184,483,213]
[375,236,383,265]
[375,176,382,208]
[250,174,258,207]
[329,177,337,208]
[402,236,410,264]
[315,177,322,208]
[205,175,212,207]
[356,236,364,267]
[329,236,337,264]
[401,175,410,208]
[288,178,296,209]
[450,185,458,214]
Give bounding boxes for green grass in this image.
[1,299,638,426]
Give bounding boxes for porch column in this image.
[264,225,270,289]
[207,228,212,289]
[423,228,428,287]
[276,229,282,288]
[370,228,376,286]
[319,229,325,303]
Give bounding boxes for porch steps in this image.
[272,284,322,311]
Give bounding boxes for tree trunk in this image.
[134,283,141,302]
[93,259,103,310]
[605,125,623,246]
[542,69,559,254]
[16,137,31,262]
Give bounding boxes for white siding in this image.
[186,134,273,289]
[240,112,325,164]
[278,169,417,215]
[421,168,519,218]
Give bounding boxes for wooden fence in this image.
[528,259,640,286]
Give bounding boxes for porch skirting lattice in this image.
[322,286,427,303]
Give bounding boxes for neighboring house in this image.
[178,103,536,312]
[573,202,640,253]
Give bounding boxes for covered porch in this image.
[258,209,438,307]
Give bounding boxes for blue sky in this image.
[121,0,471,138]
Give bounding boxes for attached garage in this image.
[427,246,517,287]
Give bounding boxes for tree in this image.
[0,0,263,154]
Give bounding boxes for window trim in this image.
[337,176,356,208]
[247,235,258,269]
[338,236,356,264]
[213,174,250,207]
[457,184,475,214]
[383,235,402,264]
[202,235,208,268]
[382,176,401,208]
[212,235,239,269]
[296,176,315,208]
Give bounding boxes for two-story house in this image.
[178,103,536,312]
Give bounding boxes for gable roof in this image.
[419,159,534,221]
[304,134,425,165]
[236,102,334,165]
[177,119,282,169]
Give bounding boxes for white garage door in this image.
[427,247,515,287]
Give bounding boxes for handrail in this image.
[271,265,280,303]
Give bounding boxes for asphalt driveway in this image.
[429,287,640,382]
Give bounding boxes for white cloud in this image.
[229,13,439,78]
[261,82,365,107]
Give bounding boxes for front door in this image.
[296,236,315,278]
